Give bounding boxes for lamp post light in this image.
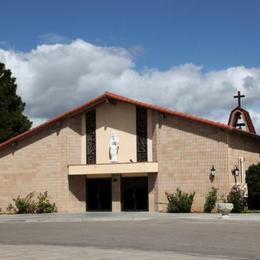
[211,165,216,177]
[234,166,239,177]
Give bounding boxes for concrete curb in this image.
[0,212,260,223]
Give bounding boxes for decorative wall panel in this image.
[136,107,147,162]
[86,110,96,164]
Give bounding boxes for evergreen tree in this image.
[246,163,260,210]
[0,62,32,143]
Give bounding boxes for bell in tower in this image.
[228,91,256,134]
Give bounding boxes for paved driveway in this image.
[0,213,259,259]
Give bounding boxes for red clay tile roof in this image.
[228,106,256,134]
[0,91,259,150]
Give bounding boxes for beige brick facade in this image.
[152,111,260,212]
[0,115,86,212]
[0,95,260,213]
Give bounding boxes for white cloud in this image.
[1,39,260,133]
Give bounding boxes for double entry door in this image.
[86,176,148,211]
[121,177,148,211]
[87,178,112,211]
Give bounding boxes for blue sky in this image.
[1,0,260,132]
[1,0,260,71]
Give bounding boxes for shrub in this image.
[166,188,195,213]
[246,163,260,210]
[36,192,57,213]
[204,187,218,213]
[9,191,57,214]
[227,185,245,213]
[13,192,37,214]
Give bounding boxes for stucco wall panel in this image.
[96,102,136,163]
[95,102,152,164]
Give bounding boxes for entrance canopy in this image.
[68,162,158,175]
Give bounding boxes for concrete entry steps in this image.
[1,212,260,223]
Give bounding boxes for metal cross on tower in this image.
[234,91,245,107]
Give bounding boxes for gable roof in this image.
[0,91,259,150]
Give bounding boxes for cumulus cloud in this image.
[1,39,260,133]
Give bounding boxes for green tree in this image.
[246,163,260,210]
[0,62,32,143]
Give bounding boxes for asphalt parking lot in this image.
[0,213,259,259]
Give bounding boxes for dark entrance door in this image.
[121,177,148,211]
[87,178,112,211]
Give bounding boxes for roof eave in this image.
[1,91,260,150]
[0,93,107,150]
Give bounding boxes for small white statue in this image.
[109,131,119,163]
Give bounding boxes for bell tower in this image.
[228,91,256,134]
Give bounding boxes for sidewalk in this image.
[0,212,260,223]
[0,244,234,260]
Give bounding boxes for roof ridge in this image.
[104,91,233,129]
[0,91,259,150]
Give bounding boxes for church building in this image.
[0,91,259,212]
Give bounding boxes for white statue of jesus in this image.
[109,131,119,163]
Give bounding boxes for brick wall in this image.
[0,115,85,213]
[1,107,260,213]
[152,111,260,212]
[227,133,260,187]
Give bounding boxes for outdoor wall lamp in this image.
[234,166,239,177]
[211,165,216,176]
